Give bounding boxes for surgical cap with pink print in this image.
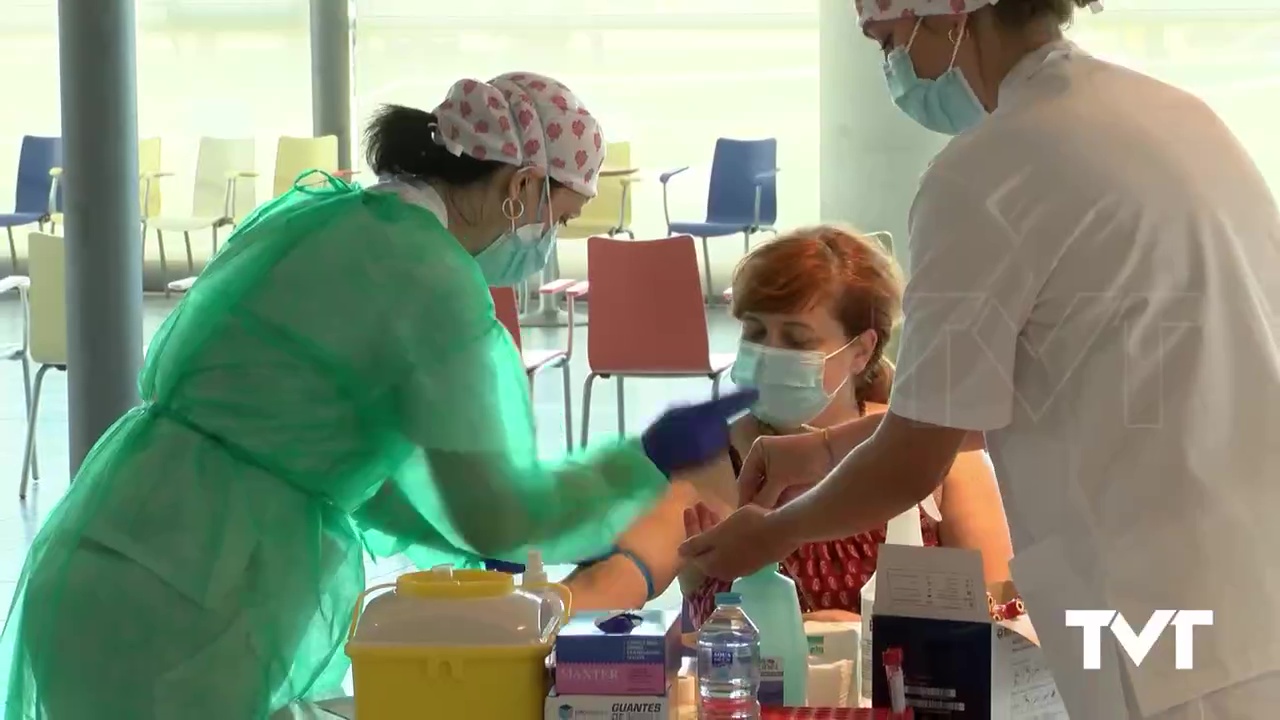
[856,0,995,24]
[431,72,606,198]
[856,0,1101,25]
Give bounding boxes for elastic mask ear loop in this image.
[540,175,555,234]
[501,196,524,234]
[903,17,923,54]
[825,335,859,361]
[946,18,967,70]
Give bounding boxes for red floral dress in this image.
[686,444,942,629]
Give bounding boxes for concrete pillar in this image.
[57,0,144,473]
[310,0,354,168]
[819,0,947,261]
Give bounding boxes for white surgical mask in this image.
[730,338,856,428]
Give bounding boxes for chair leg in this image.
[19,351,36,480]
[212,226,220,257]
[6,227,16,274]
[580,372,598,448]
[560,361,573,453]
[700,236,713,302]
[182,231,194,276]
[711,373,723,400]
[616,377,626,435]
[743,230,751,255]
[526,369,538,444]
[20,364,52,499]
[157,229,170,296]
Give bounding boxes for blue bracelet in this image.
[616,547,657,602]
[577,546,658,602]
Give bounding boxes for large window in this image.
[2,1,1279,245]
[353,0,822,248]
[0,0,313,219]
[1071,5,1280,192]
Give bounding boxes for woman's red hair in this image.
[730,225,903,403]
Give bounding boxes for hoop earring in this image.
[501,197,525,231]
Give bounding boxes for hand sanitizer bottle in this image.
[732,564,808,707]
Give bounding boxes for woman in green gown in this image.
[1,71,752,719]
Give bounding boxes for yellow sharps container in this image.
[345,564,570,719]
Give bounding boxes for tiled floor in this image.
[0,293,742,606]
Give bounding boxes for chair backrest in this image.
[138,137,163,218]
[26,232,67,366]
[563,141,632,239]
[193,137,256,221]
[489,286,523,352]
[15,136,63,215]
[869,230,893,255]
[586,235,711,373]
[273,135,339,197]
[705,138,777,227]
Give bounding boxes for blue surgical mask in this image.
[730,339,855,428]
[474,176,558,287]
[883,18,986,136]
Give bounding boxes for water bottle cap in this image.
[715,592,742,606]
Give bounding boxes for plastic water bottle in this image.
[697,592,761,719]
[732,564,809,707]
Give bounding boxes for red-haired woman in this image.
[567,226,1015,622]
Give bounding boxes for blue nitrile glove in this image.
[484,559,526,574]
[641,389,758,478]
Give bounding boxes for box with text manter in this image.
[868,545,1066,719]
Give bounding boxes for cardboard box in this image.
[555,610,681,696]
[545,684,672,720]
[868,546,1067,719]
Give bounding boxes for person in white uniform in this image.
[679,0,1280,717]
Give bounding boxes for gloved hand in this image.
[641,389,758,478]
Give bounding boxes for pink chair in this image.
[491,281,584,452]
[574,235,736,446]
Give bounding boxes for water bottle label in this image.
[758,656,785,706]
[704,646,754,678]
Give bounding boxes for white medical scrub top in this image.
[888,40,1280,718]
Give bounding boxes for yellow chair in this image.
[20,232,68,498]
[137,137,165,220]
[147,136,258,290]
[48,137,165,233]
[273,135,351,198]
[562,141,635,239]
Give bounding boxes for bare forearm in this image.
[826,413,984,457]
[768,436,926,545]
[768,415,962,546]
[826,412,886,458]
[566,557,649,611]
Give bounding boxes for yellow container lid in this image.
[348,565,568,648]
[395,568,514,600]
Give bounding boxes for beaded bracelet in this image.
[988,592,1026,623]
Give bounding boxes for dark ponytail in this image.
[363,104,508,187]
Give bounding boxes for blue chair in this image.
[661,138,779,300]
[2,136,62,274]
